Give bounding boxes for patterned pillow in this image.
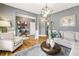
[51,30,61,38]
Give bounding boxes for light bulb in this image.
[43,14,47,17]
[47,22,50,25]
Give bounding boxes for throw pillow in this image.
[51,31,61,38]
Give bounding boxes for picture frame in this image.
[60,15,76,27]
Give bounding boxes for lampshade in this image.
[0,21,10,27]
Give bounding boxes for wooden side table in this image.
[41,41,61,55]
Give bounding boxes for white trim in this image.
[39,34,47,37]
[16,13,36,19]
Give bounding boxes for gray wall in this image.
[39,20,47,35]
[0,3,37,35]
[39,5,79,35]
[1,3,79,35]
[52,5,79,32]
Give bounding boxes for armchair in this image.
[0,31,23,52]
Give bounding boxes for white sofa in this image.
[54,31,79,56]
[54,31,75,48]
[69,42,79,56]
[0,31,23,52]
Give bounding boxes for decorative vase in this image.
[50,39,55,48]
[46,38,50,45]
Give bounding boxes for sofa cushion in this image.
[14,36,22,46]
[54,38,74,48]
[63,31,75,41]
[0,32,14,40]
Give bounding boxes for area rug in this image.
[13,44,71,56]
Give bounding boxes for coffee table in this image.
[41,41,61,55]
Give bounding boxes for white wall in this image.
[30,22,36,35]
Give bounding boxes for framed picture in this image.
[60,15,76,27]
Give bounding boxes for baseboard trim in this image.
[39,35,47,37]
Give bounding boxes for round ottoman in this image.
[41,41,61,55]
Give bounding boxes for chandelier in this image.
[40,4,55,48]
[41,4,52,18]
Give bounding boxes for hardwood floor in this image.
[0,36,47,56]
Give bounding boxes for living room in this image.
[0,3,79,56]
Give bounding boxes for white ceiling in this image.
[5,3,79,14]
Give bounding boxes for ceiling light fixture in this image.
[41,4,52,18]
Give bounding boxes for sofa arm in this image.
[0,40,14,51]
[14,36,23,40]
[69,42,79,56]
[14,36,23,45]
[54,38,62,43]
